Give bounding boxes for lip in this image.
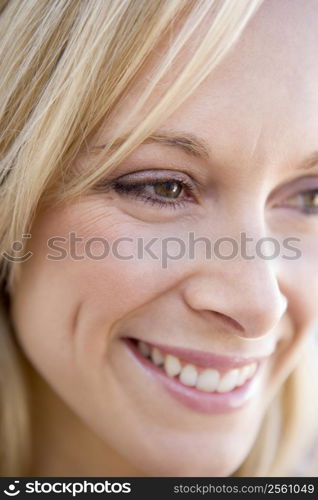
[126,337,270,371]
[123,338,264,414]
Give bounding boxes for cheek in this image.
[283,235,318,328]
[271,234,318,382]
[9,201,186,377]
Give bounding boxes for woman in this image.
[0,0,318,477]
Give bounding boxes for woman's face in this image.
[10,0,318,476]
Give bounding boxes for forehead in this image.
[97,0,318,172]
[209,0,318,116]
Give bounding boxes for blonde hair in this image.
[0,0,317,476]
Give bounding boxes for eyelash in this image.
[283,189,318,215]
[105,174,318,216]
[110,177,196,210]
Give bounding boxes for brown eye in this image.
[107,170,196,210]
[302,191,318,208]
[153,180,182,198]
[285,189,318,213]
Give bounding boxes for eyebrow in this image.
[92,131,318,170]
[297,151,318,170]
[92,130,211,160]
[143,132,211,159]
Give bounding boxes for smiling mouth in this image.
[133,339,258,393]
[123,338,266,413]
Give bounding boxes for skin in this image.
[10,0,318,476]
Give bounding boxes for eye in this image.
[153,180,183,199]
[105,170,197,209]
[283,189,318,214]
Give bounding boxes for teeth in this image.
[179,364,198,387]
[164,354,181,377]
[138,341,150,357]
[216,369,240,393]
[236,365,250,386]
[136,341,258,393]
[247,362,257,379]
[151,347,164,366]
[196,369,220,392]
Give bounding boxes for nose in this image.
[181,232,287,339]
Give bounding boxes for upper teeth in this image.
[137,341,257,393]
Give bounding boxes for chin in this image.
[137,456,247,478]
[119,436,255,477]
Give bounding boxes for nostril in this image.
[212,311,245,333]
